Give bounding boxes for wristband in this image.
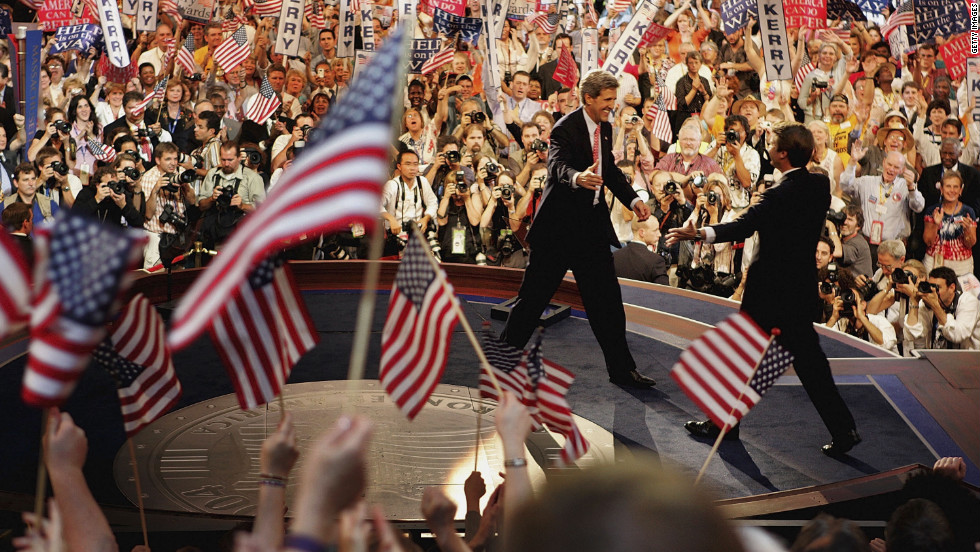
[260,478,286,487]
[283,534,335,552]
[504,457,527,468]
[260,473,286,481]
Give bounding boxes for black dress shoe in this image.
[684,419,740,441]
[609,370,656,389]
[821,429,862,457]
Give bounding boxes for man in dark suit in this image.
[501,70,657,389]
[911,138,980,275]
[614,216,669,284]
[668,123,861,457]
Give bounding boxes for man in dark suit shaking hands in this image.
[501,70,657,389]
[667,123,861,457]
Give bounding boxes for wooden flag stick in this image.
[32,409,50,527]
[468,387,483,473]
[127,439,150,548]
[694,333,778,485]
[411,225,505,397]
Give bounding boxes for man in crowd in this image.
[668,123,861,456]
[838,205,874,278]
[140,142,196,269]
[104,92,172,169]
[2,163,57,230]
[904,266,980,350]
[381,150,438,253]
[1,201,32,265]
[71,166,143,229]
[816,236,835,271]
[843,147,924,259]
[198,141,265,249]
[707,114,760,212]
[656,119,723,194]
[614,215,669,284]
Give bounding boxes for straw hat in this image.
[874,117,914,153]
[732,95,766,117]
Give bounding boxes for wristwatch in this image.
[694,229,703,241]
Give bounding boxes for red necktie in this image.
[592,125,600,163]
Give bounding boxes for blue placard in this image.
[50,24,104,55]
[409,38,441,73]
[432,7,483,45]
[721,0,757,34]
[0,7,11,36]
[24,30,43,160]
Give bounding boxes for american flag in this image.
[670,312,794,432]
[160,37,177,74]
[94,294,182,437]
[306,0,327,29]
[222,7,250,33]
[881,0,913,39]
[22,213,146,407]
[132,77,167,117]
[209,256,317,410]
[646,73,673,143]
[585,0,598,25]
[479,329,590,464]
[88,139,117,163]
[160,0,183,32]
[17,0,42,10]
[379,233,459,420]
[527,12,560,34]
[244,76,282,125]
[610,0,632,11]
[251,0,283,17]
[0,232,30,340]
[176,34,197,76]
[653,70,676,109]
[794,61,816,91]
[167,27,406,351]
[420,46,455,75]
[213,27,251,73]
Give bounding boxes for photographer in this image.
[867,260,927,355]
[837,205,874,278]
[27,108,75,170]
[650,171,695,278]
[904,266,980,350]
[819,266,898,354]
[480,169,521,252]
[271,113,316,172]
[381,150,438,256]
[103,91,171,169]
[682,176,741,295]
[198,141,266,249]
[436,169,482,264]
[424,137,474,200]
[189,111,222,181]
[513,165,548,236]
[0,163,58,231]
[141,142,197,269]
[35,147,80,209]
[71,166,143,228]
[506,122,548,179]
[706,115,760,212]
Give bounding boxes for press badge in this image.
[870,220,884,245]
[452,226,466,255]
[351,222,365,237]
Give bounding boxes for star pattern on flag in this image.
[748,341,793,396]
[94,340,144,389]
[50,215,129,325]
[393,235,435,310]
[248,254,284,289]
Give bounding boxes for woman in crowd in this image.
[96,82,127,128]
[286,69,309,106]
[497,19,531,82]
[149,79,194,152]
[923,171,977,277]
[67,95,102,176]
[28,108,74,170]
[807,120,845,193]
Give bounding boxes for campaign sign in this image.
[968,58,980,122]
[178,0,215,24]
[0,7,11,35]
[409,38,441,73]
[760,0,793,81]
[939,33,970,81]
[432,7,482,45]
[429,0,467,15]
[338,0,357,57]
[50,24,103,54]
[602,0,659,77]
[95,0,131,68]
[784,0,827,29]
[721,0,757,34]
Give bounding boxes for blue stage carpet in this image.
[0,291,938,506]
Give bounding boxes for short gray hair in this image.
[580,70,619,104]
[878,239,906,259]
[941,137,962,155]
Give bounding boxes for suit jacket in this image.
[613,242,669,284]
[529,107,639,249]
[711,168,829,330]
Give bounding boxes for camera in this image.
[49,161,69,176]
[106,180,127,194]
[444,150,461,164]
[724,129,739,144]
[454,170,466,189]
[186,73,203,82]
[121,166,141,180]
[840,288,857,317]
[163,171,194,192]
[663,181,679,195]
[426,226,441,259]
[500,183,515,201]
[918,281,938,294]
[179,153,205,169]
[627,115,641,124]
[300,124,314,138]
[242,148,262,166]
[692,174,705,188]
[813,80,829,89]
[468,110,486,124]
[819,281,838,295]
[826,209,846,228]
[486,162,499,176]
[706,190,719,206]
[499,230,520,256]
[52,120,71,134]
[293,140,306,157]
[217,185,236,206]
[891,268,916,285]
[137,127,157,139]
[530,138,548,153]
[158,204,187,229]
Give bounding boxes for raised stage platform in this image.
[0,261,977,544]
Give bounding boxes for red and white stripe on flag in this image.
[421,47,455,75]
[0,232,30,340]
[645,104,672,144]
[610,0,631,12]
[669,312,772,431]
[243,76,282,125]
[213,27,251,74]
[252,0,283,16]
[535,359,589,464]
[210,260,317,410]
[379,234,459,420]
[101,294,182,437]
[794,62,815,91]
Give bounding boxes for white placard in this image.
[96,0,131,67]
[601,0,658,77]
[580,27,598,83]
[968,58,980,123]
[360,0,375,51]
[275,0,306,56]
[338,0,357,57]
[136,0,158,32]
[759,0,792,81]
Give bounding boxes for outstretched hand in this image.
[666,219,698,246]
[577,161,603,191]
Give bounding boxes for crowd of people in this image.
[18,395,979,552]
[2,0,979,351]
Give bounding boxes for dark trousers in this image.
[501,241,637,379]
[767,318,857,440]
